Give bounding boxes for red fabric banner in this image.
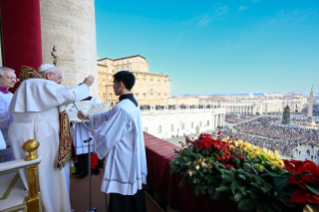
[0,0,43,93]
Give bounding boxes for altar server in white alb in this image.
[78,71,147,212]
[8,65,94,212]
[71,95,103,178]
[0,67,17,153]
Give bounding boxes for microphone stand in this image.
[73,103,97,212]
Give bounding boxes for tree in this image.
[282,105,290,124]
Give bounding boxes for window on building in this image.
[127,66,130,70]
[151,94,153,99]
[158,80,160,85]
[207,120,209,126]
[158,94,160,99]
[182,123,185,130]
[117,62,119,65]
[165,81,167,85]
[127,60,129,63]
[144,127,148,133]
[136,94,139,99]
[171,124,174,132]
[103,81,106,85]
[117,67,119,71]
[191,122,194,128]
[158,125,162,133]
[143,79,146,84]
[200,121,202,127]
[108,76,112,79]
[103,93,106,99]
[122,66,125,70]
[150,80,153,85]
[109,93,112,99]
[102,75,105,78]
[102,68,105,72]
[109,81,112,84]
[136,79,138,84]
[108,69,112,73]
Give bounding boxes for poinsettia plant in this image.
[273,159,319,209]
[170,132,285,212]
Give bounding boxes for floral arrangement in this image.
[170,132,319,212]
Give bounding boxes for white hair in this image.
[0,67,15,77]
[39,67,58,77]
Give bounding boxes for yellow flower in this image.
[201,162,208,168]
[187,169,193,177]
[244,141,253,151]
[195,164,200,170]
[267,150,284,168]
[235,139,244,148]
[275,159,284,168]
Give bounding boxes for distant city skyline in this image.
[95,0,319,95]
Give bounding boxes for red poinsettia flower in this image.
[225,164,234,169]
[291,190,319,204]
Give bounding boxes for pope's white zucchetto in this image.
[37,64,56,73]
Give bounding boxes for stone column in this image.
[40,0,98,97]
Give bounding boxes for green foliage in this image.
[282,105,291,124]
[170,147,282,212]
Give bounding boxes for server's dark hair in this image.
[113,71,135,91]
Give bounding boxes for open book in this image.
[66,102,111,123]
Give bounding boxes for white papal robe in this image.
[8,78,90,212]
[89,98,147,195]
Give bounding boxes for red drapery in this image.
[0,0,43,93]
[144,132,240,212]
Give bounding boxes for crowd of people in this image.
[212,129,297,157]
[302,103,319,115]
[265,113,319,124]
[225,113,258,123]
[234,116,319,146]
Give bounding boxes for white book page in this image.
[66,103,92,123]
[87,103,111,114]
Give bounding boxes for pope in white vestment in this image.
[8,65,94,212]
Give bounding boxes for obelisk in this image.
[307,86,314,126]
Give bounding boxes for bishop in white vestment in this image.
[79,71,147,212]
[8,65,95,212]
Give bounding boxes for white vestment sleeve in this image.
[0,131,5,150]
[70,84,91,102]
[9,79,91,113]
[90,108,133,159]
[0,96,13,129]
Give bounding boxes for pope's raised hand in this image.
[78,111,89,120]
[83,75,95,87]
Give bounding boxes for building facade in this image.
[141,107,226,139]
[97,55,170,105]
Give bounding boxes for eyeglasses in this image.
[50,73,63,82]
[5,77,19,82]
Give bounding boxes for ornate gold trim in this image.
[0,172,19,200]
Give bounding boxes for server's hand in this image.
[78,111,89,120]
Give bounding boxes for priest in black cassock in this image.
[78,71,147,212]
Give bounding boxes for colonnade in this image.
[223,105,256,114]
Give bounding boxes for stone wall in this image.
[40,0,98,97]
